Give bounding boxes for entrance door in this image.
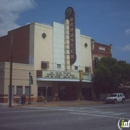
[38,86,53,101]
[66,86,77,100]
[59,86,66,101]
[8,86,14,103]
[82,88,92,100]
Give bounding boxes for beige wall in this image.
[0,62,37,97]
[31,23,53,71]
[0,63,4,94]
[30,22,93,74]
[30,23,54,93]
[53,22,65,71]
[80,35,92,73]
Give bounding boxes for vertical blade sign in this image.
[65,7,76,65]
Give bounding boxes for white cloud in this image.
[125,29,130,36]
[0,0,36,36]
[120,44,130,51]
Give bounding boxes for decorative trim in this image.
[84,43,88,48]
[42,33,47,38]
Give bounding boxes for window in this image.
[57,64,61,69]
[48,87,53,96]
[17,86,23,97]
[38,87,53,97]
[25,86,30,96]
[75,66,78,70]
[84,43,88,48]
[41,61,49,69]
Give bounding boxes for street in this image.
[0,101,130,130]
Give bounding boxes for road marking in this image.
[70,112,130,119]
[98,111,115,114]
[112,112,128,115]
[28,106,130,118]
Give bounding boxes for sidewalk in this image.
[1,99,130,108]
[0,100,104,108]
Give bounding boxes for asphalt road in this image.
[0,101,130,130]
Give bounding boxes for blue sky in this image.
[0,0,130,63]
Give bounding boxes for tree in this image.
[117,61,130,87]
[93,57,130,99]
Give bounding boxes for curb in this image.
[12,101,104,108]
[2,99,129,108]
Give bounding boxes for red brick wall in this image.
[92,42,112,57]
[92,42,112,71]
[0,25,30,64]
[0,35,10,62]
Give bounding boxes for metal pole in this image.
[45,86,48,102]
[9,31,13,107]
[79,70,83,100]
[28,72,31,104]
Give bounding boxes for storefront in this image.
[36,70,93,101]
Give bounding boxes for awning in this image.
[37,78,92,82]
[119,85,130,88]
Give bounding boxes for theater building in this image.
[0,7,112,103]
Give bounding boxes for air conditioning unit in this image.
[41,61,49,69]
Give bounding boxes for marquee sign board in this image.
[42,70,79,79]
[65,7,76,65]
[37,70,92,82]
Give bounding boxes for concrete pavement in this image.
[1,99,130,108]
[0,100,104,108]
[0,101,130,130]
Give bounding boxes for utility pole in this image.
[28,71,33,105]
[28,72,31,105]
[9,31,13,107]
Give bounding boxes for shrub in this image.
[37,96,44,102]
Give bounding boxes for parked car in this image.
[106,93,125,104]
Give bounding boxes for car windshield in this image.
[110,94,117,97]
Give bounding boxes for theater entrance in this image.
[59,82,79,101]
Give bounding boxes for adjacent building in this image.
[91,39,112,71]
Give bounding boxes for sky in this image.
[0,0,130,63]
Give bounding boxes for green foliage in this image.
[93,57,130,96]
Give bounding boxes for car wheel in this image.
[114,99,117,104]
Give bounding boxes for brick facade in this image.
[92,40,112,71]
[0,25,30,64]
